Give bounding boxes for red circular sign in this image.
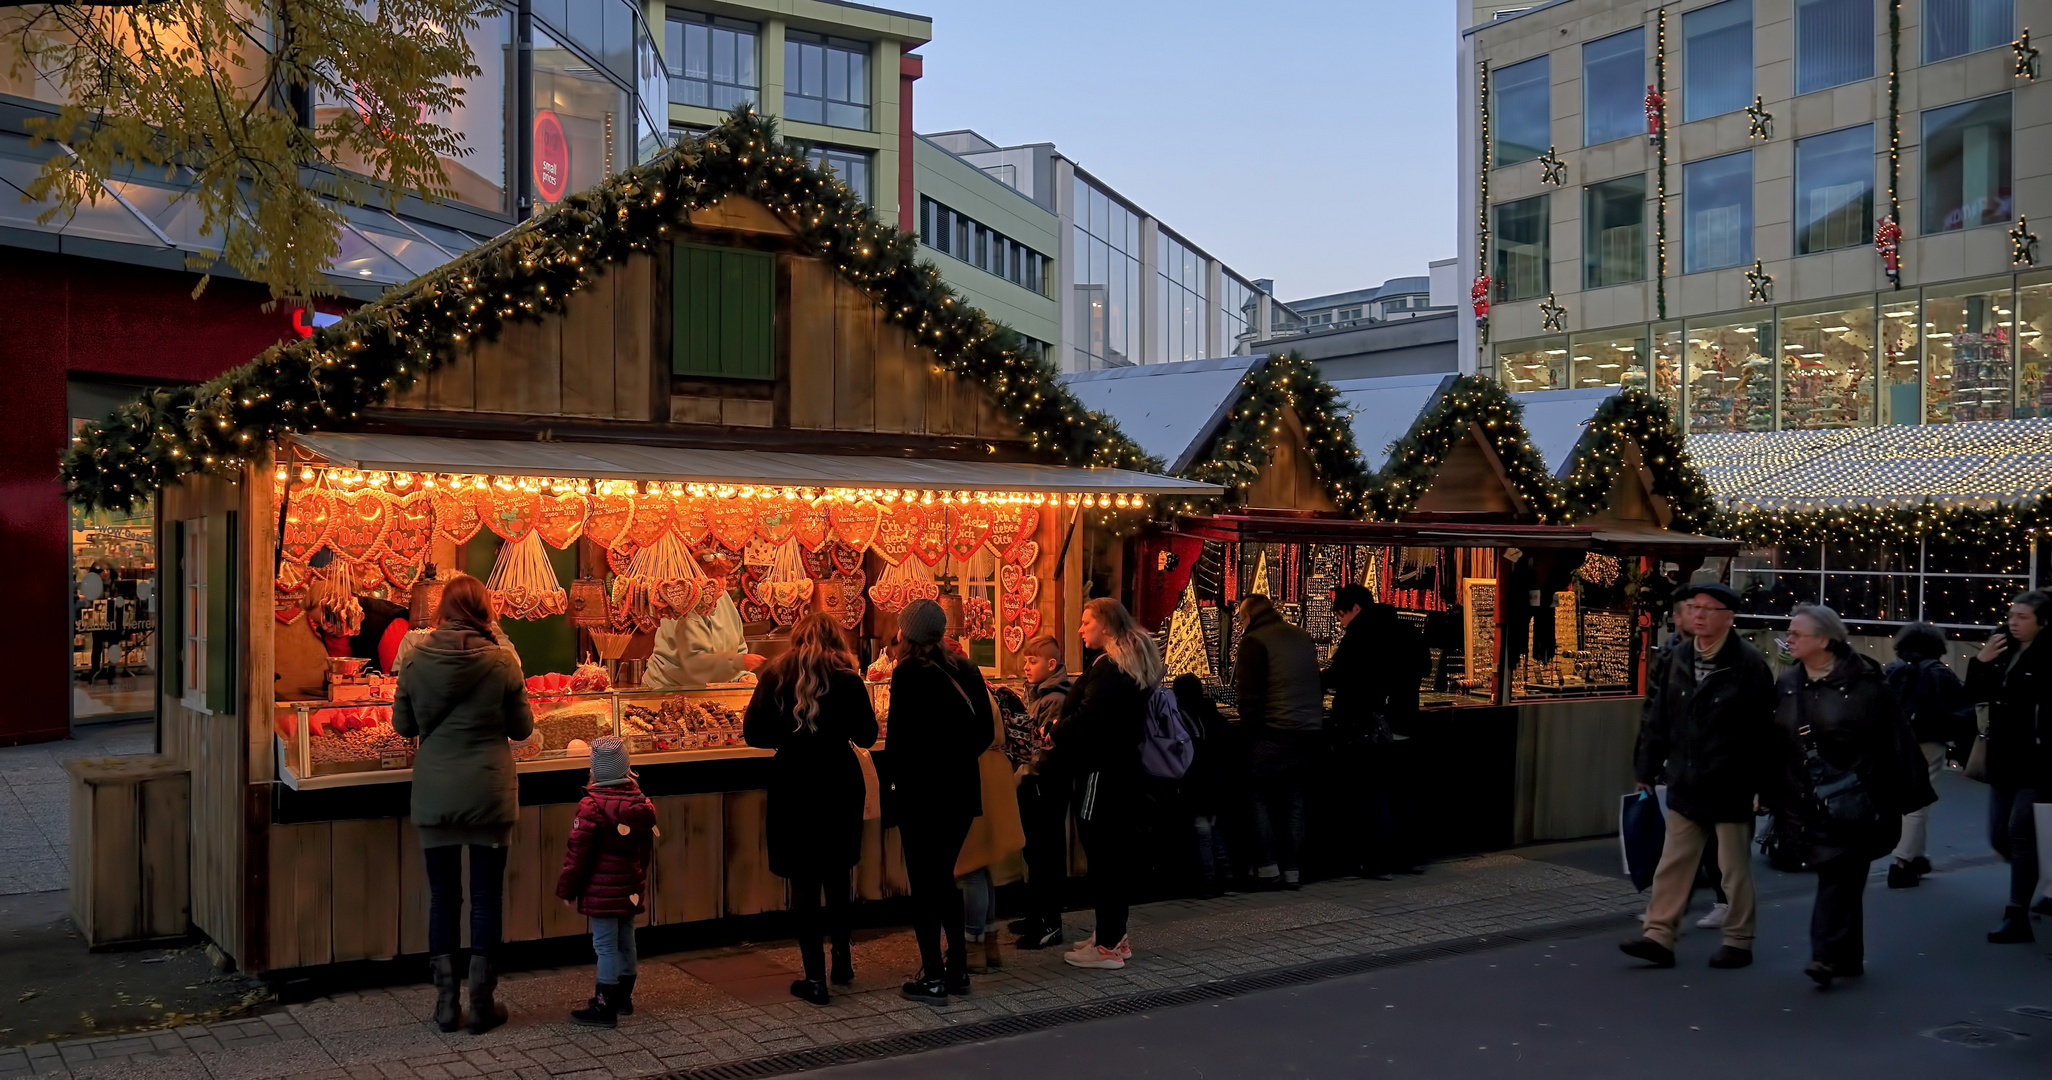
[532,110,569,203]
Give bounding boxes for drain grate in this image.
[642,909,1637,1080]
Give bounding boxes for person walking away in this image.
[1173,674,1234,896]
[742,613,878,1005]
[955,674,1028,975]
[1010,636,1072,949]
[1621,582,1778,971]
[555,738,658,1024]
[1768,606,1934,987]
[389,574,533,1034]
[1883,622,1974,888]
[1965,590,2052,942]
[1234,595,1324,890]
[1040,598,1159,969]
[1321,588,1426,879]
[886,599,994,1001]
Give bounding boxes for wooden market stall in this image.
[85,116,1215,974]
[1068,360,1734,853]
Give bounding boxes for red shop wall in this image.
[0,254,299,745]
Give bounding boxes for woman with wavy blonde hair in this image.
[742,613,878,1005]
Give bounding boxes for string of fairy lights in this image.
[1654,9,1670,321]
[1178,352,1372,519]
[1476,59,1492,348]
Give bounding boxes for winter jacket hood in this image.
[391,626,533,847]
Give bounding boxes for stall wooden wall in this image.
[259,793,912,972]
[1511,697,1643,844]
[1409,423,1531,519]
[1244,408,1341,513]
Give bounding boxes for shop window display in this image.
[1568,330,1645,389]
[1776,298,1875,429]
[1923,277,2014,423]
[1878,299,1922,424]
[2015,273,2052,418]
[530,25,632,206]
[1651,322,1683,415]
[1506,552,1641,701]
[1496,337,1569,391]
[1686,314,1774,432]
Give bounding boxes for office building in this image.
[911,135,1062,357]
[1457,0,2051,431]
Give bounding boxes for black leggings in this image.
[1810,851,1871,965]
[787,871,854,982]
[898,815,973,979]
[424,844,507,959]
[1990,785,2041,908]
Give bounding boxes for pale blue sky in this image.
[907,0,1458,304]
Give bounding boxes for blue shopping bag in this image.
[1619,790,1665,892]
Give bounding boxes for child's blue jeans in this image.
[591,915,638,984]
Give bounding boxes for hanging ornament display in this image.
[307,559,364,637]
[1162,584,1213,679]
[1539,293,1567,333]
[830,498,882,551]
[912,504,950,567]
[327,487,392,562]
[483,487,539,543]
[868,558,936,613]
[949,503,994,561]
[1744,95,1773,140]
[280,484,334,564]
[583,490,635,549]
[1644,83,1665,143]
[380,490,435,590]
[276,558,309,597]
[606,539,639,579]
[962,595,994,640]
[762,541,816,626]
[794,497,833,552]
[1536,146,1566,186]
[535,490,587,549]
[1875,216,1903,286]
[1470,275,1490,335]
[2015,27,2040,79]
[1745,259,1774,303]
[872,500,921,565]
[821,570,867,630]
[625,493,673,549]
[429,485,483,545]
[486,531,567,620]
[1249,549,1273,600]
[2011,216,2040,266]
[672,495,711,546]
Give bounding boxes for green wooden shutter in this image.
[205,511,238,715]
[164,519,182,702]
[672,243,774,379]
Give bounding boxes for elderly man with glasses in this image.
[1622,582,1779,971]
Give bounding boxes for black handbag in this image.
[1800,721,1878,829]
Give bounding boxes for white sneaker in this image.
[1695,903,1730,930]
[1063,936,1126,969]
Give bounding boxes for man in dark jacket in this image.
[1622,582,1778,970]
[1235,594,1323,889]
[1322,588,1427,877]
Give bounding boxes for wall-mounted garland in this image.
[1884,0,1905,288]
[1475,60,1493,347]
[62,109,1160,513]
[1177,352,1372,519]
[1557,390,1716,533]
[1654,9,1670,321]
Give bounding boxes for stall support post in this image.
[1060,503,1084,671]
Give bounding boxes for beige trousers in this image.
[1642,809,1756,949]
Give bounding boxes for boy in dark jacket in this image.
[557,737,658,1027]
[1012,635,1073,949]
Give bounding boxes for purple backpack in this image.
[1139,685,1196,779]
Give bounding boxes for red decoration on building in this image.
[532,110,570,204]
[1644,85,1665,144]
[1470,274,1491,332]
[1874,215,1903,287]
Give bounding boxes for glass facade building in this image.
[1072,176,1142,369]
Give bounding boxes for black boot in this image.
[570,981,618,1027]
[830,940,854,986]
[789,978,831,1006]
[1886,861,1919,889]
[430,955,463,1033]
[466,953,508,1034]
[614,974,636,1016]
[1988,905,2036,944]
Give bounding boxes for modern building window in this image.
[1925,0,2013,62]
[529,25,633,205]
[1154,232,1207,364]
[672,243,774,379]
[784,31,869,130]
[1683,0,1753,121]
[1795,125,1874,254]
[1795,0,1874,95]
[1878,299,1922,424]
[180,519,208,707]
[1492,194,1550,302]
[1570,329,1646,389]
[1924,276,2014,422]
[1583,29,1645,146]
[1683,150,1753,272]
[1497,337,1570,391]
[1222,274,1255,351]
[794,143,871,203]
[919,196,1048,295]
[1687,313,1774,432]
[1073,177,1140,368]
[1921,93,2011,234]
[1778,297,1877,428]
[1651,322,1684,412]
[666,10,757,110]
[1583,174,1646,288]
[1492,54,1550,166]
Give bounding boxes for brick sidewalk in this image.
[0,851,1647,1080]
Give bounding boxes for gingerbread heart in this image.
[767,578,814,609]
[672,496,711,546]
[1001,587,1025,624]
[873,501,921,566]
[756,494,800,545]
[999,563,1024,594]
[801,544,834,581]
[709,499,757,552]
[740,598,771,624]
[867,578,902,613]
[1017,606,1042,636]
[280,485,333,564]
[990,504,1038,556]
[429,486,482,546]
[484,488,539,544]
[275,559,308,596]
[1001,623,1026,653]
[606,540,639,578]
[584,492,635,549]
[1006,539,1041,568]
[381,491,434,577]
[1010,574,1040,607]
[535,491,587,549]
[825,571,866,630]
[832,542,864,576]
[951,503,994,562]
[694,576,728,617]
[625,494,673,549]
[329,488,392,560]
[830,499,881,552]
[659,577,702,619]
[382,553,424,591]
[794,498,833,552]
[906,578,940,604]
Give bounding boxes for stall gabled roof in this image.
[1327,373,1454,472]
[294,432,1220,495]
[1511,386,1622,478]
[1689,418,2052,510]
[1059,355,1266,474]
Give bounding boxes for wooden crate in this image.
[65,754,191,948]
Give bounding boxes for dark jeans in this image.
[899,814,973,979]
[787,871,853,982]
[1990,785,2041,908]
[1075,789,1136,945]
[1810,851,1871,966]
[1251,732,1318,874]
[423,844,508,959]
[1017,774,1070,927]
[1193,814,1231,889]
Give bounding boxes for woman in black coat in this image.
[743,613,878,1006]
[1965,589,2052,943]
[884,599,994,1002]
[1770,605,1933,987]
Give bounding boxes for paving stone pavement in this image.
[0,851,1657,1080]
[0,721,155,897]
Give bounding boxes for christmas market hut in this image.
[59,113,1216,974]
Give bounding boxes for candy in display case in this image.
[615,686,750,754]
[277,701,417,778]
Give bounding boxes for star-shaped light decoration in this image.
[1745,95,1773,140]
[1745,260,1773,304]
[2012,216,2040,265]
[1537,146,1567,187]
[2016,28,2041,80]
[1539,293,1567,332]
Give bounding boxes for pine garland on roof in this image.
[1177,352,1372,517]
[1368,374,1562,522]
[62,108,1158,512]
[1558,389,1717,532]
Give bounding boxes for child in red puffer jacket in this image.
[557,736,658,1026]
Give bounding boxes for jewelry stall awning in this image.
[292,432,1223,497]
